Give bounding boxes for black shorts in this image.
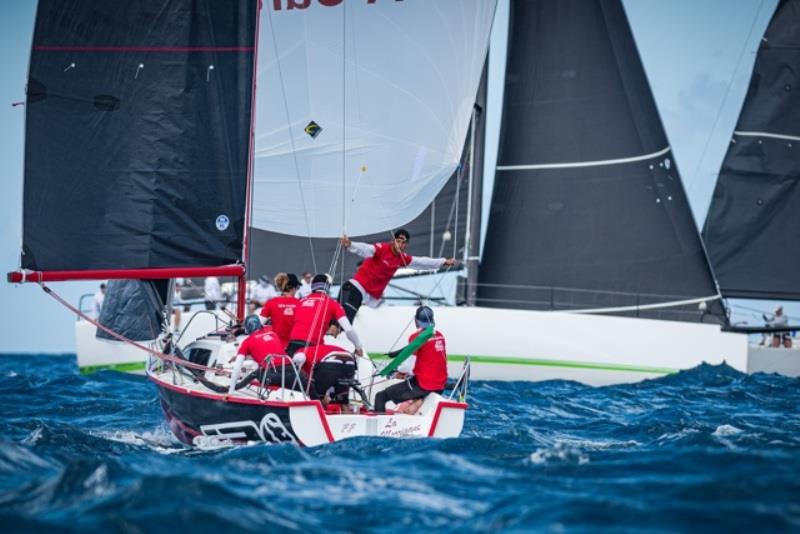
[339,281,363,323]
[373,377,441,412]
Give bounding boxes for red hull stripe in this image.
[33,45,254,53]
[7,265,244,283]
[151,372,323,408]
[427,401,468,437]
[309,403,335,444]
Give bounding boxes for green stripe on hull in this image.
[80,355,677,376]
[368,353,677,375]
[80,361,147,374]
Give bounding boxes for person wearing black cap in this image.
[374,306,448,413]
[285,274,364,357]
[259,273,302,345]
[339,229,458,323]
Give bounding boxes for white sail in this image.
[252,0,496,238]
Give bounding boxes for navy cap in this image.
[244,315,262,335]
[415,306,434,327]
[311,273,331,293]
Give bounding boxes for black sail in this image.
[478,0,723,322]
[97,280,169,342]
[22,0,257,271]
[247,144,471,282]
[702,0,800,301]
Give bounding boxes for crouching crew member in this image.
[294,344,356,407]
[339,229,458,323]
[285,274,364,358]
[233,315,306,392]
[374,306,448,412]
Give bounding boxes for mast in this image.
[238,0,264,322]
[465,61,488,306]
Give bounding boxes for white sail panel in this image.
[252,0,496,238]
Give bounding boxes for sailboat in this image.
[8,0,496,445]
[54,0,800,387]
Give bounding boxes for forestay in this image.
[253,0,496,238]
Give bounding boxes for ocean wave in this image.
[0,355,799,531]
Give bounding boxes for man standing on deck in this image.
[338,229,458,323]
[92,283,106,319]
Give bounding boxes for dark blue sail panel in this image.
[703,0,800,301]
[478,0,723,322]
[22,0,257,271]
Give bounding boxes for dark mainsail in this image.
[702,0,800,301]
[478,0,723,322]
[22,0,257,272]
[247,140,472,283]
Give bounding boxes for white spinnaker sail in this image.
[252,0,496,238]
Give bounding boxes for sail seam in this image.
[734,130,800,142]
[496,146,671,171]
[566,294,721,315]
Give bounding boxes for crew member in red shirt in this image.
[339,229,458,323]
[374,306,448,412]
[285,274,364,358]
[293,343,356,406]
[260,272,301,345]
[230,315,306,393]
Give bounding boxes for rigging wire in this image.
[341,0,347,254]
[265,8,318,274]
[686,0,768,198]
[39,283,226,375]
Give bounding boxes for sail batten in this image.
[732,130,800,142]
[496,146,672,171]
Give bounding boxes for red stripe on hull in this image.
[427,401,468,437]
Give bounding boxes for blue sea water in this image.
[1,354,799,532]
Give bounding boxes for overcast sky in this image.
[0,0,789,354]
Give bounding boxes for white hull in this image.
[148,341,467,446]
[76,304,800,385]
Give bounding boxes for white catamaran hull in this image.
[78,303,799,385]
